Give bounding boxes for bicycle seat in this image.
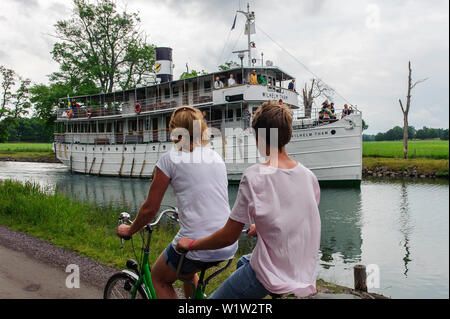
[193,260,223,272]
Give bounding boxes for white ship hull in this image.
[54,114,362,186]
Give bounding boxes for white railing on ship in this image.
[56,88,214,120]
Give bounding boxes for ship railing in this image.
[294,106,361,128]
[56,89,214,120]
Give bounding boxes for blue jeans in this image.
[209,254,270,299]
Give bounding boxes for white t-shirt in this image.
[156,146,238,262]
[228,78,236,86]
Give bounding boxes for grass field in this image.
[0,143,53,153]
[363,140,449,159]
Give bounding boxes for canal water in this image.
[0,161,448,299]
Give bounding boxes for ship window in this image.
[226,109,234,120]
[236,108,242,119]
[99,122,105,132]
[106,122,112,132]
[204,81,211,92]
[172,86,179,97]
[164,88,170,99]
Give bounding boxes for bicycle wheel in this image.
[103,272,148,299]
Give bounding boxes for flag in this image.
[231,14,237,30]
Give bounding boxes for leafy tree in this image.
[441,129,449,141]
[0,66,31,142]
[51,0,156,93]
[30,80,97,129]
[218,61,235,71]
[179,69,208,80]
[362,119,369,131]
[7,117,53,142]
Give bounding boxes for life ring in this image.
[134,103,142,114]
[86,109,92,119]
[66,109,73,119]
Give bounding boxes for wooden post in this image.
[130,158,135,177]
[70,155,73,174]
[98,158,104,176]
[89,157,96,174]
[119,156,125,177]
[354,265,367,292]
[139,160,146,178]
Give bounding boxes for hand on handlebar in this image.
[117,224,132,240]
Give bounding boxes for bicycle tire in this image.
[103,272,148,299]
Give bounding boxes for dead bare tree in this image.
[302,78,335,117]
[398,61,428,159]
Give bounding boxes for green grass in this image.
[363,157,449,176]
[363,140,449,159]
[0,143,54,160]
[0,143,53,153]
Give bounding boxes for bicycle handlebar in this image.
[118,207,178,247]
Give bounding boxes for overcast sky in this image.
[0,0,448,134]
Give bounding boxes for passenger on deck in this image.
[342,104,351,118]
[330,103,336,120]
[214,76,224,89]
[117,106,237,299]
[257,74,267,86]
[288,79,296,92]
[250,70,258,85]
[177,101,321,299]
[227,74,236,87]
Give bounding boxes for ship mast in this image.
[237,3,255,67]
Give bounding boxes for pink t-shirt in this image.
[230,163,321,297]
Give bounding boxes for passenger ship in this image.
[53,5,362,186]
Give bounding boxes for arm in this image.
[117,167,170,237]
[177,218,245,251]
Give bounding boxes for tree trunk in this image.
[403,114,408,159]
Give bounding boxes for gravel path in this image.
[0,224,116,297]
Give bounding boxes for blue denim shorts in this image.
[164,244,231,278]
[208,254,270,299]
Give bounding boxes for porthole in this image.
[331,130,336,135]
[108,148,110,151]
[116,148,118,151]
[133,147,136,151]
[82,147,84,151]
[75,147,77,150]
[152,146,156,151]
[163,145,166,150]
[93,148,95,151]
[100,148,102,151]
[124,147,127,151]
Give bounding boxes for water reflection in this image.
[318,188,363,266]
[398,182,412,277]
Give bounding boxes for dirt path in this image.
[0,225,116,299]
[0,244,102,299]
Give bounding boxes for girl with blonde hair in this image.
[118,106,237,299]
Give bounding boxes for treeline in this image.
[364,126,449,142]
[6,118,53,143]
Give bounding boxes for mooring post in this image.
[354,264,367,292]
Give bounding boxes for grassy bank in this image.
[363,140,449,159]
[0,143,54,161]
[362,157,449,177]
